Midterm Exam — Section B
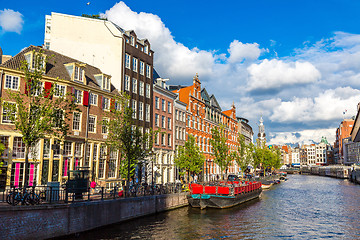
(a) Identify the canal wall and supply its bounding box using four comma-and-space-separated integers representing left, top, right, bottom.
0, 192, 189, 240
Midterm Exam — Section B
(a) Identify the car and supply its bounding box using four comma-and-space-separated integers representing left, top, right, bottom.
227, 175, 240, 181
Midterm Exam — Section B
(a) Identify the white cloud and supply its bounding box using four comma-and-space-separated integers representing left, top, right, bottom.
247, 59, 321, 91
0, 9, 23, 34
270, 87, 360, 123
267, 128, 336, 146
227, 40, 262, 63
104, 2, 215, 82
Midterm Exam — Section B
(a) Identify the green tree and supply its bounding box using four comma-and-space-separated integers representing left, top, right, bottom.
1, 50, 77, 189
233, 134, 254, 177
210, 124, 233, 179
174, 135, 205, 183
105, 94, 154, 184
0, 143, 5, 174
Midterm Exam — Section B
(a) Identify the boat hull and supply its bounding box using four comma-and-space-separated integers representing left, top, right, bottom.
187, 188, 262, 209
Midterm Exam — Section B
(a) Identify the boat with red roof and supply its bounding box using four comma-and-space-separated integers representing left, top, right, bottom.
187, 180, 262, 209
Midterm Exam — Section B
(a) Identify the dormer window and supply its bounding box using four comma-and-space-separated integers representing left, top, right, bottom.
144, 45, 148, 54
64, 63, 86, 83
24, 51, 46, 72
74, 65, 84, 83
102, 75, 111, 91
130, 36, 135, 46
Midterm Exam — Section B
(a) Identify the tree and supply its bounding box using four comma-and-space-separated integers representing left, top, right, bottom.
210, 124, 233, 179
233, 134, 254, 177
1, 50, 77, 189
252, 146, 282, 176
105, 94, 154, 185
174, 135, 205, 183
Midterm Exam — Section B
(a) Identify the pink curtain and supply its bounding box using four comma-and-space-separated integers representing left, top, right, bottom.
64, 158, 68, 176
29, 164, 34, 186
14, 163, 20, 187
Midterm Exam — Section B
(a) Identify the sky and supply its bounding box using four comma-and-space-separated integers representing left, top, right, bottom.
1, 0, 360, 146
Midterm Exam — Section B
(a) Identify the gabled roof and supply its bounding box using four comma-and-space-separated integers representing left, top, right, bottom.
201, 88, 210, 105
210, 94, 221, 111
1, 45, 118, 94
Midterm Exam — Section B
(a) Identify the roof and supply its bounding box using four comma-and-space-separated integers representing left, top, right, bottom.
1, 45, 119, 94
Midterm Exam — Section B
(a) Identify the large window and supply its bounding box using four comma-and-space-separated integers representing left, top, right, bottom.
108, 151, 117, 178
53, 109, 63, 128
13, 137, 25, 159
155, 97, 159, 109
146, 65, 151, 78
5, 75, 19, 90
102, 97, 110, 110
132, 100, 137, 119
2, 102, 16, 124
88, 115, 96, 133
168, 102, 172, 113
125, 54, 131, 69
98, 145, 106, 178
74, 89, 82, 104
74, 66, 84, 82
102, 76, 111, 91
54, 84, 66, 97
146, 104, 150, 122
139, 81, 144, 96
155, 114, 159, 127
73, 112, 81, 131
132, 78, 137, 94
162, 99, 166, 111
139, 102, 144, 121
124, 75, 130, 91
102, 118, 109, 134
140, 61, 145, 75
167, 117, 171, 129
162, 116, 165, 128
132, 58, 138, 72
89, 93, 98, 106
146, 84, 150, 98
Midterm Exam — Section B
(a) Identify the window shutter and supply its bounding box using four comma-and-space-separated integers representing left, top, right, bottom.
44, 82, 52, 98
110, 98, 115, 111
24, 79, 31, 95
83, 91, 89, 106
99, 96, 103, 109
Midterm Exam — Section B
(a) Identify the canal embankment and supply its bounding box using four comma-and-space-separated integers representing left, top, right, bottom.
0, 192, 188, 240
300, 165, 360, 184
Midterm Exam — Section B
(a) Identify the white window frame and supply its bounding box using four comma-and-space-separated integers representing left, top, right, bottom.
140, 61, 145, 75
124, 75, 130, 91
155, 97, 159, 109
4, 75, 19, 90
162, 99, 166, 111
73, 112, 81, 131
102, 118, 109, 134
146, 83, 150, 98
2, 102, 16, 124
89, 93, 98, 106
125, 54, 131, 69
155, 114, 159, 127
139, 102, 144, 121
132, 58, 138, 72
146, 65, 151, 78
132, 100, 137, 119
168, 102, 172, 113
103, 97, 110, 110
132, 78, 137, 94
54, 84, 66, 97
88, 115, 97, 133
145, 104, 150, 122
74, 89, 82, 104
139, 81, 144, 96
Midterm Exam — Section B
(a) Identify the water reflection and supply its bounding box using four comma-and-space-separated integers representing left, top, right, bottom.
65, 175, 360, 240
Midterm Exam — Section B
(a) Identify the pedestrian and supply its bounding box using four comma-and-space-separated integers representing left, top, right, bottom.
216, 175, 219, 181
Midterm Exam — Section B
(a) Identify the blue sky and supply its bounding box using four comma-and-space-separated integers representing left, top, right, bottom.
2, 0, 360, 145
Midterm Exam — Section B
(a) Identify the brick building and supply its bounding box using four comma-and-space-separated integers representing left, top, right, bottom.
334, 119, 354, 164
0, 46, 124, 189
172, 74, 239, 181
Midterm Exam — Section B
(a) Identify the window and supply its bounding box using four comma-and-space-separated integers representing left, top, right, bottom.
132, 58, 138, 72
132, 100, 137, 119
155, 97, 159, 109
54, 84, 66, 97
74, 89, 82, 104
43, 139, 50, 158
132, 78, 137, 94
125, 54, 131, 69
139, 102, 144, 121
130, 36, 135, 46
74, 66, 84, 82
53, 109, 63, 128
2, 102, 16, 124
13, 137, 25, 159
5, 75, 19, 90
84, 144, 91, 167
168, 134, 171, 146
167, 117, 171, 129
146, 65, 151, 78
108, 151, 118, 178
144, 45, 148, 54
102, 75, 111, 91
145, 104, 150, 122
155, 114, 159, 127
73, 112, 81, 131
162, 116, 165, 128
124, 75, 130, 91
102, 97, 110, 110
139, 81, 144, 96
88, 115, 96, 133
31, 81, 43, 96
146, 84, 150, 98
162, 99, 166, 111
140, 61, 145, 75
168, 102, 172, 113
102, 118, 109, 134
99, 145, 106, 178
161, 133, 165, 145
89, 93, 98, 106
63, 142, 72, 156
176, 110, 178, 120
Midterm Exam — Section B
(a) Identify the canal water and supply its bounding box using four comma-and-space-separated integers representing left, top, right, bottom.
68, 174, 360, 239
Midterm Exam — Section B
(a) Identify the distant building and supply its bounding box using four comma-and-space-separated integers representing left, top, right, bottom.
334, 119, 354, 164
237, 117, 253, 146
257, 116, 266, 147
291, 147, 300, 167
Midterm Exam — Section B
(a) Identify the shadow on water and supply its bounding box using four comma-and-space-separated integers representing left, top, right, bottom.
61, 175, 360, 240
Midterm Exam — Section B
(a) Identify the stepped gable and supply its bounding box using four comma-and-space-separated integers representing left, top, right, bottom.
1, 45, 119, 94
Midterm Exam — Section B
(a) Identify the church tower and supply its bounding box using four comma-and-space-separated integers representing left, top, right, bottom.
257, 116, 266, 147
